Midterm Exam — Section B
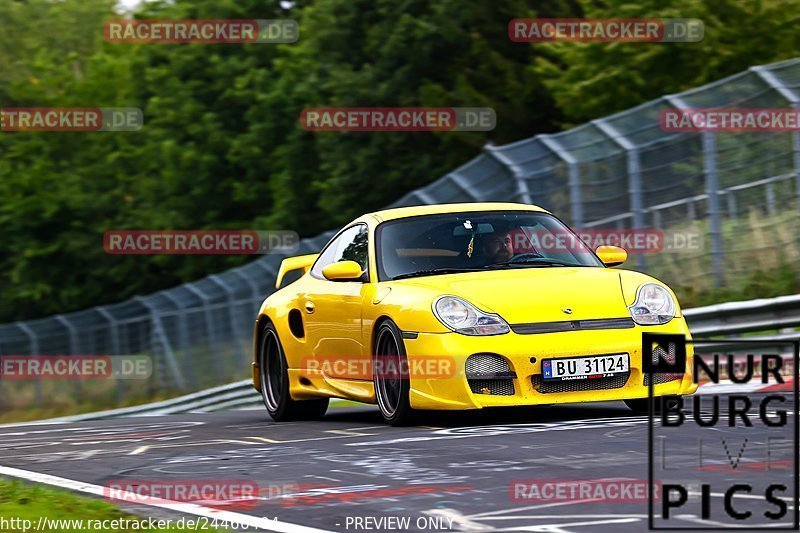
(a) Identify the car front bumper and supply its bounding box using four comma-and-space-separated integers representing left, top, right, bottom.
404, 318, 697, 410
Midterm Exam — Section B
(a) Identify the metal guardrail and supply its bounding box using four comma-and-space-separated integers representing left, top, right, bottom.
2, 57, 800, 402
683, 294, 800, 353
0, 380, 257, 428
683, 293, 800, 336
7, 293, 793, 425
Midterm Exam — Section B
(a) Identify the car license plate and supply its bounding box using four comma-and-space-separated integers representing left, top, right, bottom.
542, 354, 629, 381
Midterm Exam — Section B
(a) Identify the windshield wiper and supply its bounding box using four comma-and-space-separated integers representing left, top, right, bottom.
485, 258, 581, 269
392, 268, 484, 280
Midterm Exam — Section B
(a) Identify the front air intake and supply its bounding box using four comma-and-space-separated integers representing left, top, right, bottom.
532, 372, 630, 394
466, 353, 516, 396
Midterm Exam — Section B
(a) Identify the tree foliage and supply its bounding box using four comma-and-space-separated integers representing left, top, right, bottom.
534, 0, 800, 124
0, 0, 797, 320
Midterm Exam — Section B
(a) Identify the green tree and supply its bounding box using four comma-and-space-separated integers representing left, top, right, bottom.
242, 0, 573, 233
3, 0, 797, 322
534, 0, 800, 124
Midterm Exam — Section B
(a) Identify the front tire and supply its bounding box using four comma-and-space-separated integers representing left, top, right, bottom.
373, 320, 415, 426
259, 322, 328, 421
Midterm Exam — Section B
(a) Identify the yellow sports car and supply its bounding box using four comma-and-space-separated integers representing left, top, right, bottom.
252, 203, 696, 425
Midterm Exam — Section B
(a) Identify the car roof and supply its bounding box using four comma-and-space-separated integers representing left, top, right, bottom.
364, 202, 549, 222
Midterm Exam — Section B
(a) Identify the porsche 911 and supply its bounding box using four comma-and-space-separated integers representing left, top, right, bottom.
252, 203, 696, 425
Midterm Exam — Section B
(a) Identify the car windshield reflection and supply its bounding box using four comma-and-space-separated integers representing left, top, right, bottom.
376, 211, 603, 281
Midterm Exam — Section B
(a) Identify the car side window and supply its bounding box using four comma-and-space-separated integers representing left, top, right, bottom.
311, 224, 369, 280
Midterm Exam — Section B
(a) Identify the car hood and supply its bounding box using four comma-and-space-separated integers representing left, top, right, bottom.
395, 267, 628, 324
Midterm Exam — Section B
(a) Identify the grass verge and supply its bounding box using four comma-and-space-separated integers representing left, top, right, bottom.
0, 478, 222, 532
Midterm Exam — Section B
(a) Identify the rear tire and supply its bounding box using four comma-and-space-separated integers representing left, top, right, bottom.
373, 319, 415, 426
259, 322, 328, 421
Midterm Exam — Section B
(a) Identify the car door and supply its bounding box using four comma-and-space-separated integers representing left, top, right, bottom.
303, 224, 371, 379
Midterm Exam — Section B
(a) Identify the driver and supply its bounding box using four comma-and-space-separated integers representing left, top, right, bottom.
477, 230, 513, 264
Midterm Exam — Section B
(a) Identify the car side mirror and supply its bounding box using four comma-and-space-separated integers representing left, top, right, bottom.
322, 260, 364, 281
596, 245, 627, 267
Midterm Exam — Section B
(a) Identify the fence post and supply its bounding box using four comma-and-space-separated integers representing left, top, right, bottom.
232, 269, 264, 350
209, 274, 246, 368
702, 131, 726, 287
651, 209, 662, 230
539, 135, 582, 227
726, 191, 737, 220
54, 315, 82, 398
15, 322, 41, 403
135, 296, 186, 391
751, 66, 800, 214
593, 119, 645, 269
567, 163, 583, 228
766, 183, 777, 215
160, 291, 193, 388
184, 284, 222, 380
666, 94, 725, 286
484, 144, 533, 204
687, 199, 697, 221
97, 306, 126, 403
232, 269, 261, 312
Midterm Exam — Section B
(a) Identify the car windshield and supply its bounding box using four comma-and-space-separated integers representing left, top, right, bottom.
376, 211, 604, 281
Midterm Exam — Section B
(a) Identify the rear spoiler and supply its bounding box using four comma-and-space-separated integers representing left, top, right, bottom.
275, 254, 319, 289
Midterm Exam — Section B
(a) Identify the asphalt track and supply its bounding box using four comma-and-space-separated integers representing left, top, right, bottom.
0, 395, 796, 532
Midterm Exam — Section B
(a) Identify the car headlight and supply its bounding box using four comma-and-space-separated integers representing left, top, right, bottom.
433, 296, 510, 336
628, 283, 676, 325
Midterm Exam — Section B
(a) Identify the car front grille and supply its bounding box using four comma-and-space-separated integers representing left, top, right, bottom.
531, 372, 630, 394
511, 317, 634, 335
644, 373, 682, 386
466, 353, 512, 376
